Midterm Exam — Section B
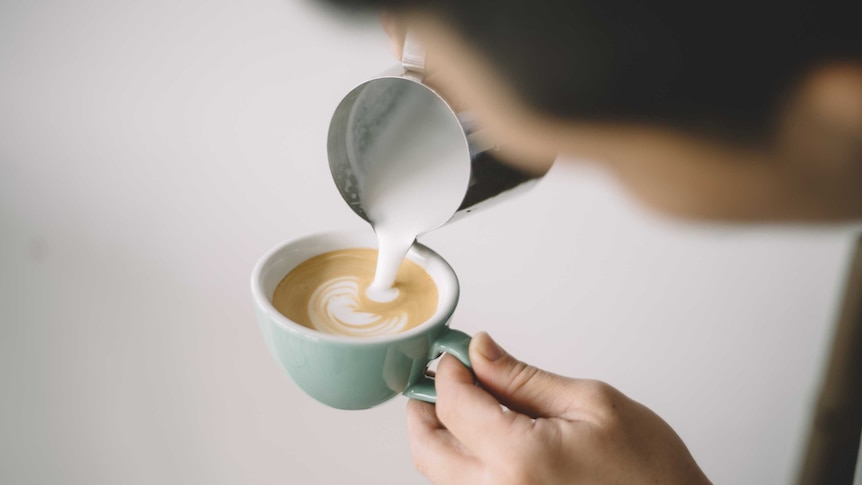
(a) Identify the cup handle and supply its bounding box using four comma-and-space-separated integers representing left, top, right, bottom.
403, 329, 472, 403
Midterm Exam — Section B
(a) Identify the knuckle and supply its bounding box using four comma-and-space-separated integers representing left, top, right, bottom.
582, 379, 626, 424
505, 360, 541, 397
584, 379, 619, 404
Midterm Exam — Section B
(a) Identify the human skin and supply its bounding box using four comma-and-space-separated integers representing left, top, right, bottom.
385, 13, 862, 222
408, 333, 712, 485
377, 11, 862, 485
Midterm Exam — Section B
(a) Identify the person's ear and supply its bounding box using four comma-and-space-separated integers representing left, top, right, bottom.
775, 61, 862, 172
800, 62, 862, 132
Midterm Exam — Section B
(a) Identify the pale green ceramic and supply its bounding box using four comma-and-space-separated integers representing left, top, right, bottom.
251, 230, 471, 410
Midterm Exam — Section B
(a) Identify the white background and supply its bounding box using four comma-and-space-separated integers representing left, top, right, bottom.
1, 1, 859, 483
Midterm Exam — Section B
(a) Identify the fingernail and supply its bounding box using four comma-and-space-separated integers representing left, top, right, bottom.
476, 332, 504, 361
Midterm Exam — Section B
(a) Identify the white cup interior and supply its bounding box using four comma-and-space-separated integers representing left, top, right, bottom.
251, 229, 460, 343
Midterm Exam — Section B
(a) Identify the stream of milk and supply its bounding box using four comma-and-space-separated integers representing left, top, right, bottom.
349, 80, 470, 301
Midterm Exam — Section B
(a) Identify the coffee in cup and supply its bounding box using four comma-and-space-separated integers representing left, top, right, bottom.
252, 230, 471, 409
271, 248, 438, 337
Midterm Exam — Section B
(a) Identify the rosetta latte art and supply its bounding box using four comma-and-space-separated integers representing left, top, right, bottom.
309, 276, 409, 336
272, 249, 438, 337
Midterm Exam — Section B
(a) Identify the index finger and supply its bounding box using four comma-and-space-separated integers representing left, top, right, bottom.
406, 399, 481, 484
380, 12, 406, 60
433, 354, 535, 460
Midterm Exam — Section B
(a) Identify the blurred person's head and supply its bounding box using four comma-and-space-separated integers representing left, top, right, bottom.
324, 0, 862, 222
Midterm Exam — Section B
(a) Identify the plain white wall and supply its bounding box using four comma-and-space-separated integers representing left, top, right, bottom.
1, 1, 859, 483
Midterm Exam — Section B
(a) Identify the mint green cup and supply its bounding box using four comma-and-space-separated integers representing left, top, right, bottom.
251, 230, 472, 410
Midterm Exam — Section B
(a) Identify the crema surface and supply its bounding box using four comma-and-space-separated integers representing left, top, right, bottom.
272, 249, 438, 337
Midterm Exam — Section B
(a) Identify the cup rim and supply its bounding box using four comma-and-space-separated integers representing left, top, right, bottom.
251, 229, 460, 344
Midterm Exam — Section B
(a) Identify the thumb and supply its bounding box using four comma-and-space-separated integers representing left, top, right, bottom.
469, 332, 576, 418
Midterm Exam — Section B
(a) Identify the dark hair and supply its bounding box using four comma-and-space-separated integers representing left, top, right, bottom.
324, 0, 861, 143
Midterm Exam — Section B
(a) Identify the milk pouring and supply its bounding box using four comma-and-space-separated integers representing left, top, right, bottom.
327, 33, 554, 299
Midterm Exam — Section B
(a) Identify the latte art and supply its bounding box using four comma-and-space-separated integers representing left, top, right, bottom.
272, 249, 438, 337
309, 276, 409, 336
